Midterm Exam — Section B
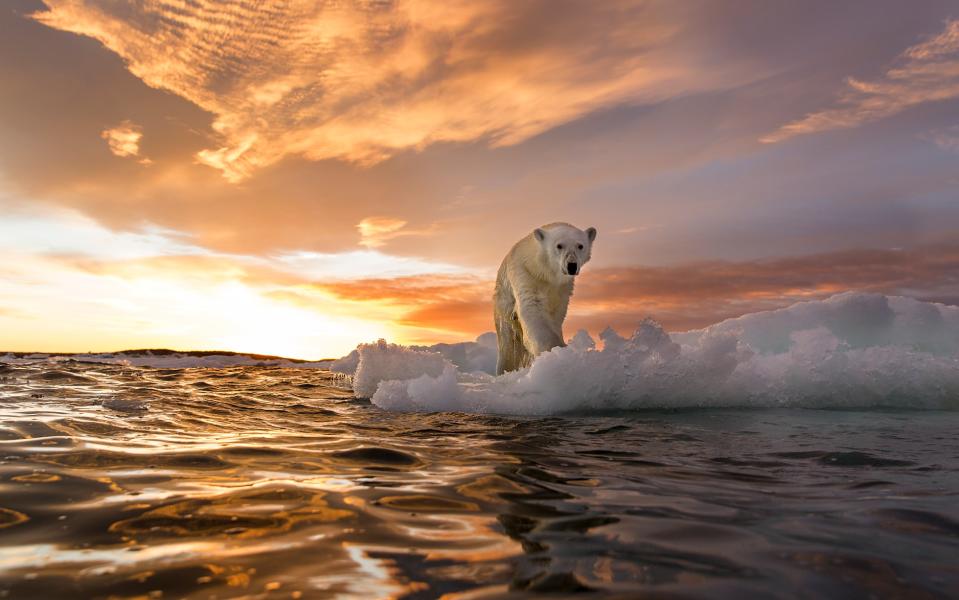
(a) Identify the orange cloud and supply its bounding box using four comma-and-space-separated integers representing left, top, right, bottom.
316, 275, 486, 302
313, 243, 959, 339
358, 217, 405, 249
33, 1, 760, 181
356, 217, 440, 249
763, 19, 959, 143
313, 275, 491, 341
101, 120, 144, 159
59, 253, 302, 288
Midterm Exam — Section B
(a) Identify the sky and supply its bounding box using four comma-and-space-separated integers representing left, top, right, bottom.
1, 0, 958, 359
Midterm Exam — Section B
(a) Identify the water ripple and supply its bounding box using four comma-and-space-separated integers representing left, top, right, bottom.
0, 361, 957, 598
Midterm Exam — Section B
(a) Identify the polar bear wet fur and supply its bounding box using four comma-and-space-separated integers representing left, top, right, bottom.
493, 223, 597, 374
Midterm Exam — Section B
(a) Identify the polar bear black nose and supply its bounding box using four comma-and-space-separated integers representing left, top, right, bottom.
567, 262, 578, 275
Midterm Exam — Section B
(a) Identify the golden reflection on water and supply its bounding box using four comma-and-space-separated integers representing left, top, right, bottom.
1, 362, 958, 598
0, 508, 29, 529
308, 543, 427, 599
0, 364, 544, 598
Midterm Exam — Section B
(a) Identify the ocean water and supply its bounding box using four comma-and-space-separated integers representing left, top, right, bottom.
1, 361, 958, 599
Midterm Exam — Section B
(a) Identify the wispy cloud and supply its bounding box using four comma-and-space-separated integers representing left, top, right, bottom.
0, 306, 25, 319
33, 1, 758, 181
274, 250, 466, 280
101, 120, 150, 163
0, 206, 201, 259
357, 217, 408, 249
356, 217, 437, 249
314, 274, 491, 340
616, 224, 661, 235
763, 19, 959, 143
923, 123, 959, 152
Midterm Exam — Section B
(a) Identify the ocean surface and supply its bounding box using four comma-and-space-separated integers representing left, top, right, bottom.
1, 360, 958, 599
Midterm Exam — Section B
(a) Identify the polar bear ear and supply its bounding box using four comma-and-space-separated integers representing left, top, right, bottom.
534, 228, 546, 243
586, 227, 597, 242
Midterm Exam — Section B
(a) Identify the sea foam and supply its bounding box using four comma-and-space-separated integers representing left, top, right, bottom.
348, 293, 959, 414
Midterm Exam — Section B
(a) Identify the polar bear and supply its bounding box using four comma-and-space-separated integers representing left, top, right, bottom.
493, 223, 597, 374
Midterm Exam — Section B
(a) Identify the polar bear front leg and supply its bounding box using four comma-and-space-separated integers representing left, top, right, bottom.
495, 311, 527, 375
517, 298, 565, 356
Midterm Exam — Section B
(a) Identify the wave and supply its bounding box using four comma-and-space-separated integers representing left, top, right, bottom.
351, 293, 959, 414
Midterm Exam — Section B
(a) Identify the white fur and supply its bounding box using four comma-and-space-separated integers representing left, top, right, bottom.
493, 222, 597, 374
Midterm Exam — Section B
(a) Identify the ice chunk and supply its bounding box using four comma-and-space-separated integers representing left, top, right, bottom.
568, 329, 596, 350
352, 339, 451, 398
346, 293, 959, 414
329, 349, 359, 374
408, 332, 498, 374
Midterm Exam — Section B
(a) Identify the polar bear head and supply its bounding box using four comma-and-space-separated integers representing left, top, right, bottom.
533, 223, 597, 278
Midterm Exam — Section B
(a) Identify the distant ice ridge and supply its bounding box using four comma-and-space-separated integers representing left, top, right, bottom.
348, 293, 959, 414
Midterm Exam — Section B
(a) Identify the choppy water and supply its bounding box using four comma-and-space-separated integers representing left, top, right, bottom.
1, 361, 958, 599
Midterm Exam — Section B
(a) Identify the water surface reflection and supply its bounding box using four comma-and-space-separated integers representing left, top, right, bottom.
0, 363, 957, 598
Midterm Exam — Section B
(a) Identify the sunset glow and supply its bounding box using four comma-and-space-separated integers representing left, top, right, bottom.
2, 1, 959, 358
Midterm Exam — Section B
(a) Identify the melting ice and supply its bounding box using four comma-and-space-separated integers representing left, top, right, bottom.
345, 293, 959, 414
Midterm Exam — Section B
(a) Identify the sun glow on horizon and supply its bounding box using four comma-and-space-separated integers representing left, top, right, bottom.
199, 282, 387, 359
0, 207, 462, 359
0, 253, 393, 359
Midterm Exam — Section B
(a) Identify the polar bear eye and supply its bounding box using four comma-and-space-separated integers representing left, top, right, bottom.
577, 244, 584, 250
556, 244, 564, 250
